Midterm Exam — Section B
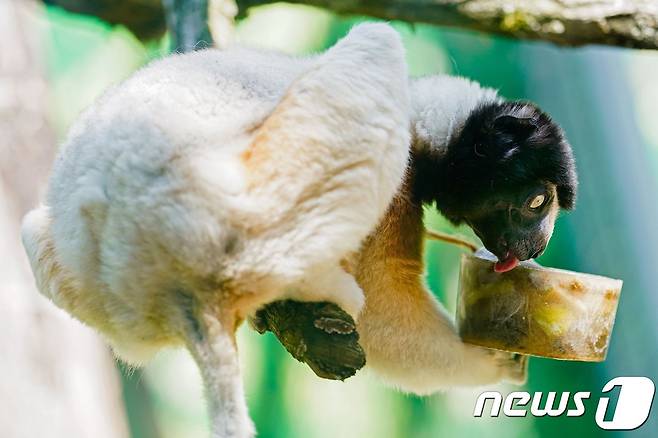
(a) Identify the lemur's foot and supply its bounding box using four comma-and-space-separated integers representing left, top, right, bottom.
250, 300, 366, 380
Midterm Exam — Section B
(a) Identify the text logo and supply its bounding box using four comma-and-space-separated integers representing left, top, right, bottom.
474, 376, 655, 430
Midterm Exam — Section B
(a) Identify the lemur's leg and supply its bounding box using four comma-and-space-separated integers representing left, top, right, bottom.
356, 267, 527, 393
236, 23, 409, 285
178, 293, 254, 438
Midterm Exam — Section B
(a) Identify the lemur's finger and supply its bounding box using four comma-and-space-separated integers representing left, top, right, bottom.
498, 352, 529, 385
314, 317, 355, 335
248, 313, 268, 334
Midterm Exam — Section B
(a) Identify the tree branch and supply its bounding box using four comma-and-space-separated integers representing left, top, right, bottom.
43, 0, 658, 49
238, 0, 658, 49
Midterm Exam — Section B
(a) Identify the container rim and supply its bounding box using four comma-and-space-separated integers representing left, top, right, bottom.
460, 253, 624, 287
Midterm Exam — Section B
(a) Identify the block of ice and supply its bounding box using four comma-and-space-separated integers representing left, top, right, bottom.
457, 254, 622, 361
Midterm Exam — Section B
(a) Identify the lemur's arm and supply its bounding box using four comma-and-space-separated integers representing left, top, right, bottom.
353, 178, 526, 393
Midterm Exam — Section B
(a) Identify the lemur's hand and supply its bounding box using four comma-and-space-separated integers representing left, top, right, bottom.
250, 300, 366, 380
491, 351, 529, 385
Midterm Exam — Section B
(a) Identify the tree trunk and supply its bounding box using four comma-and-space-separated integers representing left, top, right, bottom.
162, 0, 213, 52
0, 1, 129, 436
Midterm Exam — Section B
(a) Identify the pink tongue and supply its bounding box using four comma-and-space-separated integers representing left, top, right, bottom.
494, 256, 519, 273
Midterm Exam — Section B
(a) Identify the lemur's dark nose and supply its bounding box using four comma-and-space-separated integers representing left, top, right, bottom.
497, 236, 508, 251
491, 237, 511, 262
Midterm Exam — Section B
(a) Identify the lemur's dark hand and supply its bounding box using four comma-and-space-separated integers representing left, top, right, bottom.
250, 300, 366, 380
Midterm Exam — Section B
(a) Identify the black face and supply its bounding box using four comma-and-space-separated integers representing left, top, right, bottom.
463, 183, 559, 262
413, 100, 577, 264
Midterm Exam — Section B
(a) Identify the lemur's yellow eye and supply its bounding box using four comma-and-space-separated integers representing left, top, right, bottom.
529, 194, 546, 209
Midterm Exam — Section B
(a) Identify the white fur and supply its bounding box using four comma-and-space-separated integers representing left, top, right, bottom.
410, 75, 499, 154
22, 23, 410, 438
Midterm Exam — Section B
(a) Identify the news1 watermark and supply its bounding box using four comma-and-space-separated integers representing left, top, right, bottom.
474, 377, 655, 430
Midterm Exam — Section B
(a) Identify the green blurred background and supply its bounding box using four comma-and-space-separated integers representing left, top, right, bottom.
34, 3, 658, 437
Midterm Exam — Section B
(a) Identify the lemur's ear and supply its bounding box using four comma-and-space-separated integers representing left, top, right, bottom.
479, 114, 537, 160
493, 115, 537, 141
